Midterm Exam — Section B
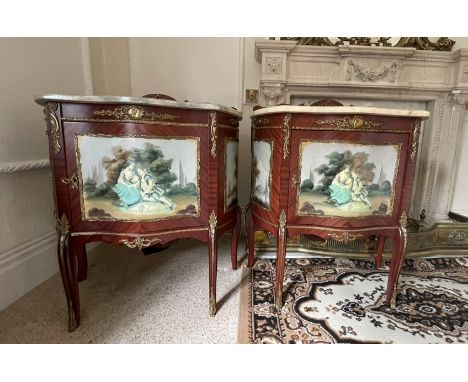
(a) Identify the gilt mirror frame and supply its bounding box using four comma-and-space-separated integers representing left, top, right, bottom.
278, 37, 455, 51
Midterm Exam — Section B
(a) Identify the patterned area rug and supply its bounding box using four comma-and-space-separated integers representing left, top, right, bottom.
237, 257, 468, 344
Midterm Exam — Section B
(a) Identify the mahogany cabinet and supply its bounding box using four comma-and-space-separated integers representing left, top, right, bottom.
35, 94, 242, 331
247, 105, 429, 310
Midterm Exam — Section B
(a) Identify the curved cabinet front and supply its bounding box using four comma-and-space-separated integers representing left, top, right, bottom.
37, 95, 242, 331
247, 106, 429, 311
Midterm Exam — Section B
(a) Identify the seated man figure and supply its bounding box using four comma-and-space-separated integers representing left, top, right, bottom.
137, 167, 176, 211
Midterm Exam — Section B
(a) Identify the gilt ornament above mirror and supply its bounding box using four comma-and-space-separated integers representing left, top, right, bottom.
277, 37, 455, 51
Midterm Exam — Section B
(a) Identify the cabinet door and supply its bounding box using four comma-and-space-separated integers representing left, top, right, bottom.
288, 129, 409, 228
63, 121, 206, 232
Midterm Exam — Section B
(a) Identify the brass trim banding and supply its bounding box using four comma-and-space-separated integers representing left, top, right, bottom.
93, 105, 179, 121
316, 115, 384, 130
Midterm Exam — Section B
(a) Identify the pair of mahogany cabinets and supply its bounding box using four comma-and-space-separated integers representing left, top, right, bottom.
36, 94, 428, 330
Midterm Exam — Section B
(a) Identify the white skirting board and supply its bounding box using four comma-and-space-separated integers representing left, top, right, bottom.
0, 231, 99, 311
0, 231, 58, 310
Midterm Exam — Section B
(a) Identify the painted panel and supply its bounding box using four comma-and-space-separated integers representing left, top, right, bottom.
224, 139, 238, 211
252, 140, 273, 210
296, 140, 400, 218
75, 135, 200, 221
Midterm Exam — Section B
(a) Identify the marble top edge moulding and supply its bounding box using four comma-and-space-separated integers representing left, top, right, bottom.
251, 105, 430, 118
34, 94, 243, 118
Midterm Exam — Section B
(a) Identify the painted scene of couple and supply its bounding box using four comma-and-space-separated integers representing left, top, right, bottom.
297, 141, 400, 218
77, 135, 199, 221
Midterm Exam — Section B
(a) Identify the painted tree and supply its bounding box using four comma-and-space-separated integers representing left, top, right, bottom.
167, 182, 198, 196
95, 145, 132, 198
351, 152, 375, 183
315, 150, 353, 194
83, 178, 97, 194
379, 180, 392, 195
102, 145, 131, 185
300, 179, 315, 193
131, 143, 177, 189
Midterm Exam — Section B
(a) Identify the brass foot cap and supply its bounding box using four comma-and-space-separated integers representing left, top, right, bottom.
209, 299, 217, 317
275, 298, 283, 312
67, 310, 78, 332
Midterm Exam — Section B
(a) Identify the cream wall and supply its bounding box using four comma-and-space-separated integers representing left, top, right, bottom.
0, 38, 92, 309
129, 37, 253, 204
129, 38, 242, 107
89, 38, 131, 95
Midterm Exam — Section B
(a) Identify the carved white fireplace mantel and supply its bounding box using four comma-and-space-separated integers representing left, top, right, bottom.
255, 40, 468, 222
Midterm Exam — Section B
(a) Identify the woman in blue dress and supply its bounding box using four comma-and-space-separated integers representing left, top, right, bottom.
113, 163, 141, 207
329, 165, 353, 206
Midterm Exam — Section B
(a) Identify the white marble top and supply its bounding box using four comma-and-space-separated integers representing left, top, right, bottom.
251, 105, 430, 118
35, 94, 243, 119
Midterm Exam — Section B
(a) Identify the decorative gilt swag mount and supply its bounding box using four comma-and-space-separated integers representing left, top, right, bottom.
279, 37, 455, 51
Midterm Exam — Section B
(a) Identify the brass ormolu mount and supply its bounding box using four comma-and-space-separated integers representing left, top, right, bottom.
279, 37, 455, 51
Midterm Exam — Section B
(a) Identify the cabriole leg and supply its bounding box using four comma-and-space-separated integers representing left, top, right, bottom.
247, 204, 255, 268
72, 240, 88, 282
386, 225, 407, 308
374, 235, 385, 269
57, 215, 80, 331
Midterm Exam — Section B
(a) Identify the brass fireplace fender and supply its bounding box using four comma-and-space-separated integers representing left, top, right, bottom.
254, 221, 468, 259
